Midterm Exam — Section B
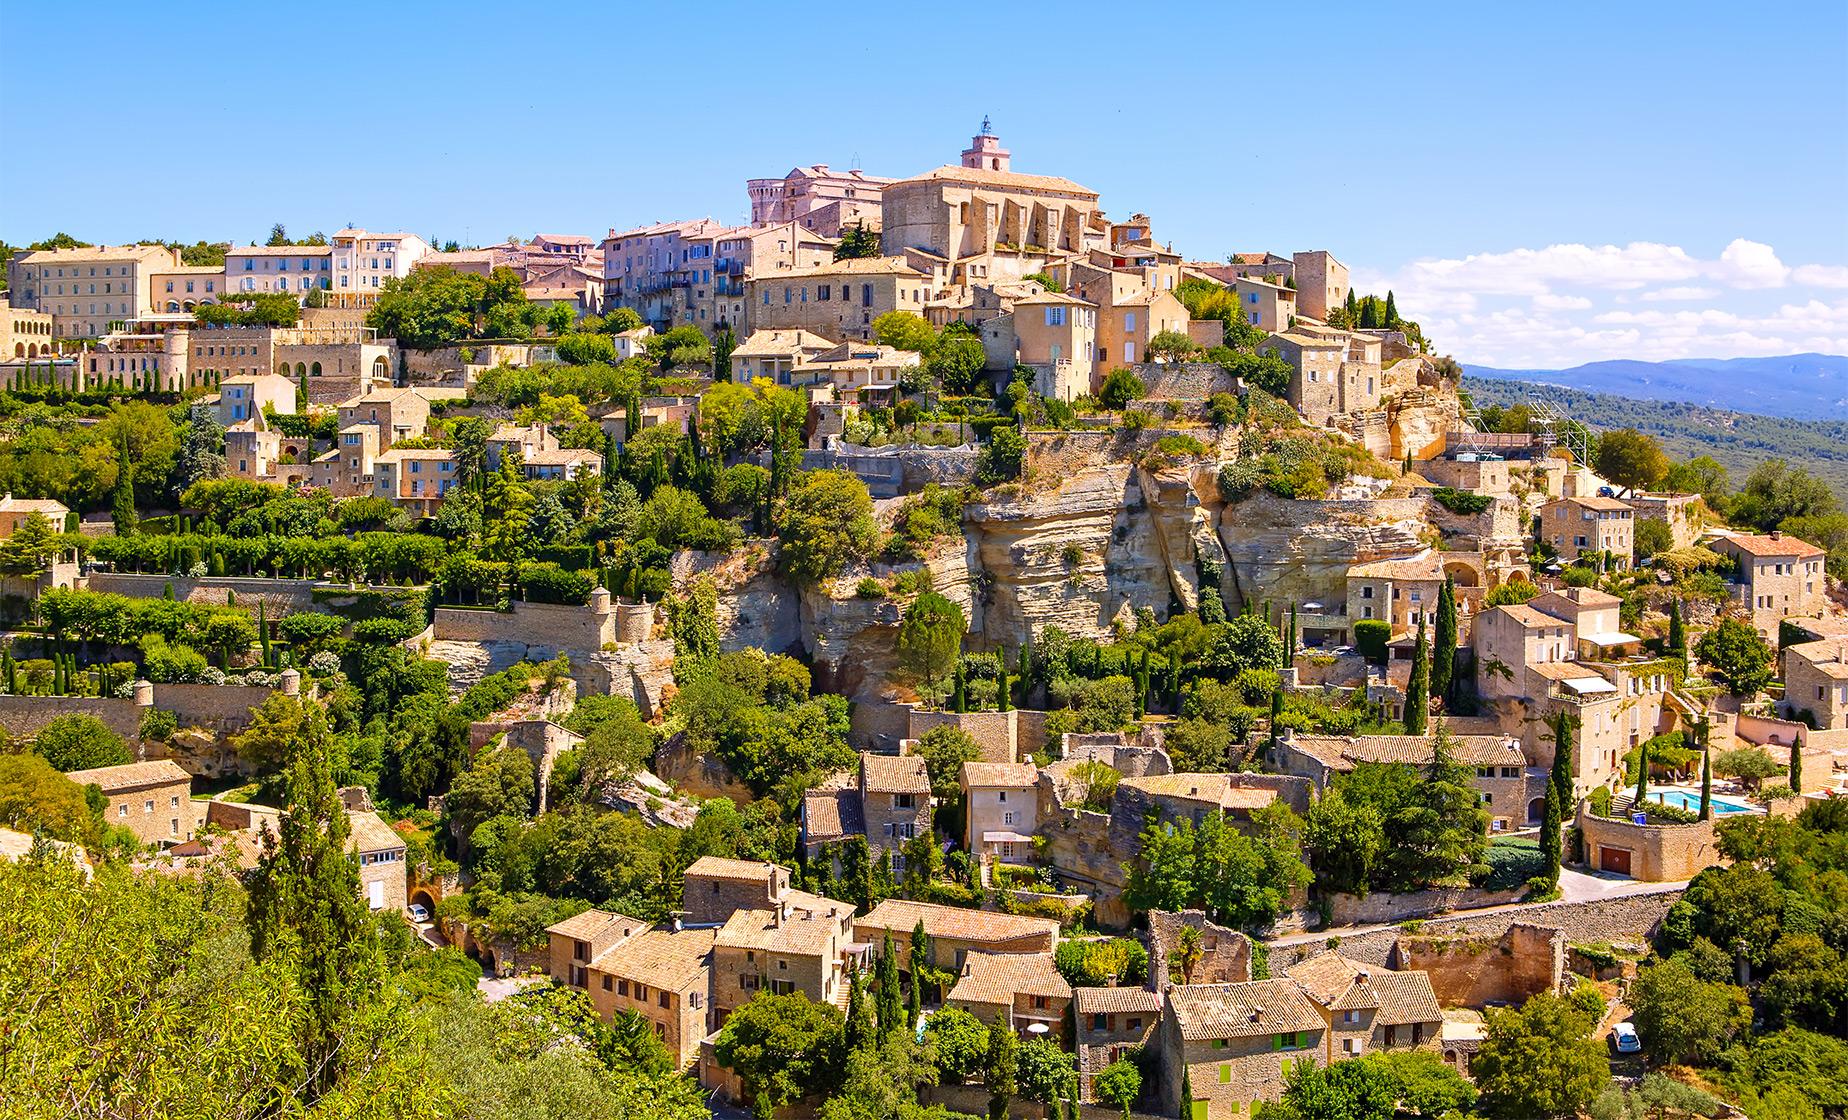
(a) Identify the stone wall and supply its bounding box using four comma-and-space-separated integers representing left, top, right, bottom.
1318, 886, 1524, 929
0, 695, 142, 742
1135, 361, 1235, 402
85, 572, 323, 611
1265, 886, 1685, 971
802, 444, 981, 498
432, 600, 614, 655
1390, 922, 1564, 1009
1577, 805, 1721, 882
1147, 909, 1252, 986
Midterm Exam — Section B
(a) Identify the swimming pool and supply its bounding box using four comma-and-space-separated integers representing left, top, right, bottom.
1647, 789, 1752, 815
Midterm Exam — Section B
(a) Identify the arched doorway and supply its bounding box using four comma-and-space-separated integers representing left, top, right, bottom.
371, 355, 390, 378
1527, 797, 1545, 825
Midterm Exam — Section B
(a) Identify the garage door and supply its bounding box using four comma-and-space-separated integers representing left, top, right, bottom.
1599, 846, 1632, 876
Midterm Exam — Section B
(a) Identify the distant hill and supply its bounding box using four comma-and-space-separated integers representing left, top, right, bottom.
1464, 353, 1848, 421
1462, 375, 1848, 502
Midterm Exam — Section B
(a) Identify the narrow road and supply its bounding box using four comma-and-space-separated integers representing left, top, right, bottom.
1266, 872, 1687, 949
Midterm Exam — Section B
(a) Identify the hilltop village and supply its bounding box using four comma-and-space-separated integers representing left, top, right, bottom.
2, 125, 1846, 1120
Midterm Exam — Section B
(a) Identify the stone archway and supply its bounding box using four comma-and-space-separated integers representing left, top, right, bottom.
1527, 797, 1546, 825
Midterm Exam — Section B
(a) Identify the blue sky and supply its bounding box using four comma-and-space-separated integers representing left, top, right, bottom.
2, 1, 1843, 367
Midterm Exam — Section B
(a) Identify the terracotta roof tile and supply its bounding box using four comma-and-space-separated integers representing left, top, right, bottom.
857, 899, 1061, 946
1167, 980, 1325, 1040
1074, 986, 1162, 1015
949, 950, 1072, 1005
64, 759, 191, 792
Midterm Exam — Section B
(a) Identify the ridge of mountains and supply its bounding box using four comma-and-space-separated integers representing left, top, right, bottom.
1462, 353, 1848, 421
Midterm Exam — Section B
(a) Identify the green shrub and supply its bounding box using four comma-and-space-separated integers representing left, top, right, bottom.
1353, 619, 1391, 664
1430, 487, 1493, 515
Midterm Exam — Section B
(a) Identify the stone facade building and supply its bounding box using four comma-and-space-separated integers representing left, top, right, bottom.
1075, 986, 1161, 1099
1541, 496, 1635, 567
946, 950, 1072, 1036
960, 760, 1039, 864
1290, 251, 1349, 322
710, 888, 856, 1019
1158, 979, 1327, 1120
747, 164, 894, 237
7, 243, 183, 338
1284, 953, 1443, 1063
348, 808, 408, 913
65, 759, 195, 846
854, 898, 1059, 972
743, 257, 931, 343
545, 909, 716, 1069
1, 298, 58, 359
1707, 530, 1827, 639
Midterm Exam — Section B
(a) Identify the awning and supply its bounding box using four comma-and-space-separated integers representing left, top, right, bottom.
1581, 632, 1642, 647
1561, 676, 1619, 695
981, 831, 1036, 844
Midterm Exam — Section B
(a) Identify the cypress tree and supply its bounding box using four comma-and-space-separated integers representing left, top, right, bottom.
952, 660, 967, 714
1543, 713, 1571, 884
1699, 723, 1714, 821
258, 600, 273, 668
996, 650, 1012, 713
1385, 289, 1400, 328
245, 706, 381, 1100
111, 433, 137, 536
1634, 734, 1650, 808
845, 968, 876, 1051
1180, 1067, 1195, 1120
1016, 639, 1032, 708
875, 930, 903, 1037
910, 920, 932, 1007
1790, 736, 1803, 794
1285, 603, 1298, 670
1432, 577, 1457, 702
1403, 618, 1429, 734
1667, 599, 1686, 656
1267, 688, 1285, 756
1167, 649, 1182, 713
985, 1012, 1017, 1120
3, 645, 14, 694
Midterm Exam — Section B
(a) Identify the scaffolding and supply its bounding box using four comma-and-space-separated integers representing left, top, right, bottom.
1526, 396, 1588, 464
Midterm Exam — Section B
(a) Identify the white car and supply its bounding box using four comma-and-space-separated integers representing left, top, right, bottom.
407, 903, 430, 923
1608, 1022, 1642, 1054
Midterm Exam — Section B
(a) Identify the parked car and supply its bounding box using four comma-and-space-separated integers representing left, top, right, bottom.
1609, 1022, 1642, 1054
407, 903, 430, 923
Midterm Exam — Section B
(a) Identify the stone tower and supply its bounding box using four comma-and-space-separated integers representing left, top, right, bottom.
960, 116, 1011, 172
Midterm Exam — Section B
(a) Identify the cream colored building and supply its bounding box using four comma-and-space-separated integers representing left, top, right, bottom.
729, 328, 834, 381
880, 125, 1100, 283
329, 229, 432, 309
349, 808, 408, 914
1012, 291, 1097, 401
961, 760, 1039, 863
219, 372, 297, 425
7, 243, 184, 338
1233, 276, 1295, 333
1781, 638, 1848, 730
1346, 552, 1446, 637
1706, 531, 1826, 639
150, 266, 225, 311
1, 299, 58, 360
225, 245, 333, 297
374, 448, 458, 514
65, 760, 195, 846
0, 494, 72, 537
744, 257, 931, 342
339, 386, 431, 451
748, 164, 895, 236
946, 950, 1072, 1036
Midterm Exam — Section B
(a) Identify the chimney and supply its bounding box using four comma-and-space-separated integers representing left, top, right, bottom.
1770, 530, 1783, 540
1357, 970, 1371, 984
775, 899, 789, 926
671, 913, 684, 932
1251, 1005, 1265, 1023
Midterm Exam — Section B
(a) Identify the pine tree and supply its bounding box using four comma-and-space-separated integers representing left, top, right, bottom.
1432, 578, 1457, 702
1403, 618, 1429, 734
111, 433, 137, 536
245, 706, 382, 1101
1667, 599, 1686, 656
875, 930, 903, 1037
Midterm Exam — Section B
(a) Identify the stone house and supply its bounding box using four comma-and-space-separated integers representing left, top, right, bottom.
1, 297, 58, 360
1273, 732, 1541, 832
681, 856, 794, 925
485, 423, 559, 469
1283, 953, 1443, 1062
1011, 291, 1097, 402
946, 950, 1072, 1037
1345, 551, 1445, 638
743, 257, 931, 343
309, 424, 380, 496
1420, 453, 1510, 495
65, 759, 195, 846
1290, 251, 1349, 322
1158, 979, 1326, 1120
0, 494, 71, 537
800, 753, 931, 871
729, 328, 834, 382
338, 386, 431, 452
1780, 638, 1848, 729
1541, 496, 1635, 567
372, 448, 458, 514
854, 898, 1060, 973
218, 372, 296, 425
1074, 986, 1161, 1099
225, 415, 283, 482
1625, 491, 1703, 550
348, 808, 408, 914
1472, 602, 1577, 704
1576, 804, 1720, 881
747, 164, 895, 236
879, 133, 1100, 268
520, 448, 603, 482
710, 888, 857, 1020
1706, 530, 1827, 640
1260, 331, 1342, 424
1117, 773, 1288, 829
1529, 587, 1639, 660
960, 760, 1039, 864
1233, 276, 1295, 333
545, 909, 716, 1069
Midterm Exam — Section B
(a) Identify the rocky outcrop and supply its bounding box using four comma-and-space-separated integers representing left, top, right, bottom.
1217, 494, 1429, 615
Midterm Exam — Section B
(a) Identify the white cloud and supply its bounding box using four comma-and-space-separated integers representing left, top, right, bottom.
1712, 238, 1789, 289
1637, 286, 1719, 301
1794, 263, 1848, 289
1361, 237, 1848, 367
